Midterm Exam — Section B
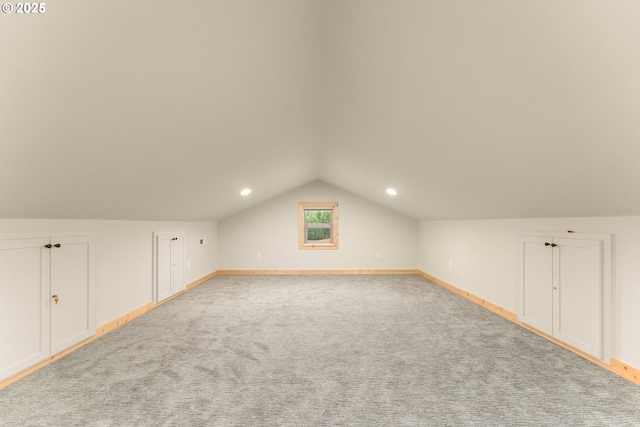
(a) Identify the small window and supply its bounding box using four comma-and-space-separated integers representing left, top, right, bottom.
298, 202, 339, 250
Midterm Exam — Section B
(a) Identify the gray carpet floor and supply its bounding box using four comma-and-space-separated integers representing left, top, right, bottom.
1, 274, 639, 426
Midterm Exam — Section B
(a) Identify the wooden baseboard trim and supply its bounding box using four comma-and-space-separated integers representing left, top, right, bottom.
0, 332, 104, 390
418, 270, 640, 387
419, 271, 518, 322
217, 269, 421, 275
186, 271, 219, 290
611, 359, 640, 385
0, 271, 219, 390
515, 319, 612, 371
96, 301, 155, 337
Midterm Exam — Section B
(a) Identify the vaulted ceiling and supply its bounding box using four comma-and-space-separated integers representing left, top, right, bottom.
2, 0, 640, 221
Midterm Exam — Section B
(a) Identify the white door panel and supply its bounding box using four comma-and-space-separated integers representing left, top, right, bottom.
553, 238, 602, 359
156, 235, 173, 303
50, 237, 94, 355
519, 236, 553, 335
172, 237, 185, 294
0, 238, 50, 381
155, 234, 185, 303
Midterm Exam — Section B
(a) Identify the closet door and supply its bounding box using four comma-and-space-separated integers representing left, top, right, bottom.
156, 234, 173, 303
519, 235, 553, 335
155, 234, 185, 303
0, 238, 51, 381
552, 238, 602, 359
171, 236, 185, 294
50, 236, 95, 355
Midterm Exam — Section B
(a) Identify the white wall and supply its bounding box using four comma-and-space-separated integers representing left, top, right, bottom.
419, 216, 640, 369
219, 181, 418, 270
0, 219, 218, 325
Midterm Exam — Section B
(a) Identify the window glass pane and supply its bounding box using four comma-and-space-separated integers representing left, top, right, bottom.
305, 210, 332, 224
307, 226, 331, 242
305, 209, 332, 243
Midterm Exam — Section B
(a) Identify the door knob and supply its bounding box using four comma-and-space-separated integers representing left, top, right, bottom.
545, 242, 551, 246
54, 243, 61, 248
52, 294, 59, 304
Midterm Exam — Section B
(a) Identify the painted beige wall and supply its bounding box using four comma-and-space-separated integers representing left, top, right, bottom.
322, 0, 640, 220
0, 0, 324, 221
219, 181, 418, 270
418, 216, 640, 369
0, 219, 218, 325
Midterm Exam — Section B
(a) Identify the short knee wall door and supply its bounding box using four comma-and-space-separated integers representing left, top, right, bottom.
552, 237, 602, 359
518, 232, 610, 361
0, 234, 95, 382
519, 235, 553, 335
0, 238, 51, 381
154, 233, 185, 303
50, 236, 95, 355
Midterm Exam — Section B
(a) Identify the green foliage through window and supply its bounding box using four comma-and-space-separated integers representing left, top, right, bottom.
307, 227, 331, 241
305, 210, 332, 224
305, 210, 332, 242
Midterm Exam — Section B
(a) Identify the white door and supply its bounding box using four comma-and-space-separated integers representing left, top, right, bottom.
519, 234, 604, 360
0, 238, 50, 381
553, 238, 602, 359
156, 235, 173, 303
519, 235, 553, 335
172, 237, 185, 294
155, 234, 185, 303
50, 236, 95, 355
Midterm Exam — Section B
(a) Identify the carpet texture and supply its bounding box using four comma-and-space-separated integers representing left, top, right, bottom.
1, 274, 639, 426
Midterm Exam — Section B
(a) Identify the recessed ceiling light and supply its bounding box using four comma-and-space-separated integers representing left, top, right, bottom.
240, 188, 252, 196
386, 188, 398, 196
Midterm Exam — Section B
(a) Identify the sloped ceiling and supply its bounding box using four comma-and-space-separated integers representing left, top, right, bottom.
2, 0, 640, 221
